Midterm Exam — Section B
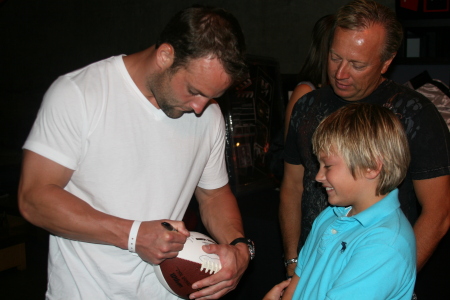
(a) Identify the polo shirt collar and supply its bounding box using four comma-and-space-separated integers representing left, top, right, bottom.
333, 189, 400, 227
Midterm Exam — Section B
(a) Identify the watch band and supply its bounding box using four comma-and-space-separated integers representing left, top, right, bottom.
284, 257, 298, 267
230, 237, 248, 246
230, 237, 255, 260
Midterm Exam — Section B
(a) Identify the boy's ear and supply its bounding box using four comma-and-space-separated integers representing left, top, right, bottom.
364, 161, 382, 180
155, 43, 174, 71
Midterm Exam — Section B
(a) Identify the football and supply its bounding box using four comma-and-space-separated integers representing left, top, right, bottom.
154, 231, 222, 299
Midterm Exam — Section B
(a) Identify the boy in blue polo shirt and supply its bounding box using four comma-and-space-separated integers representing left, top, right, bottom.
265, 103, 416, 300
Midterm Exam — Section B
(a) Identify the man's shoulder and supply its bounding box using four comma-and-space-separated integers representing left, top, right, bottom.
304, 84, 333, 97
43, 56, 127, 114
376, 79, 440, 120
49, 56, 124, 94
294, 85, 334, 110
59, 55, 123, 82
381, 79, 429, 102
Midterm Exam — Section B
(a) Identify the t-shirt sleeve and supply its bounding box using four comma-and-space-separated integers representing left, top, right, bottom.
297, 81, 316, 91
23, 76, 85, 170
196, 107, 229, 189
407, 101, 450, 179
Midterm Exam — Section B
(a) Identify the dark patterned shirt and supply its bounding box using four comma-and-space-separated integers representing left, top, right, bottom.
284, 79, 450, 250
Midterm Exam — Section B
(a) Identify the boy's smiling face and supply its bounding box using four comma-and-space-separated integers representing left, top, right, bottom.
315, 149, 381, 214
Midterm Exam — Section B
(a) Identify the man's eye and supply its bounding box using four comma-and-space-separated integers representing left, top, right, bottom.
188, 89, 199, 96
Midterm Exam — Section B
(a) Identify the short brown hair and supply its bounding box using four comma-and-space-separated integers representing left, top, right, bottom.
156, 5, 247, 83
312, 103, 410, 196
334, 0, 403, 62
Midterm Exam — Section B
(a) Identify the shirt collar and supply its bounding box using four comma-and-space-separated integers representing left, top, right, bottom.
333, 189, 400, 227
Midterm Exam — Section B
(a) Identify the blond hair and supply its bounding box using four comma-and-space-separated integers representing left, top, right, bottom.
312, 103, 410, 195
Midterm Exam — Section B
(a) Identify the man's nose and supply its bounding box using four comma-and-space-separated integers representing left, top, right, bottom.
190, 97, 211, 114
335, 62, 350, 80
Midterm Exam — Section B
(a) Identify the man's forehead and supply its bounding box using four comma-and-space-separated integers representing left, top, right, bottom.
183, 58, 231, 98
331, 27, 384, 59
333, 25, 385, 42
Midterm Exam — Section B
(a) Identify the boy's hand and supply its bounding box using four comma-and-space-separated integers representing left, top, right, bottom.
263, 279, 292, 300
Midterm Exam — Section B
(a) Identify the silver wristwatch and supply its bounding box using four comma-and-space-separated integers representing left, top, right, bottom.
284, 257, 298, 267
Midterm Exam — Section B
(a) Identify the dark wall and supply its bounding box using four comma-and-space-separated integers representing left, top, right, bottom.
0, 0, 395, 150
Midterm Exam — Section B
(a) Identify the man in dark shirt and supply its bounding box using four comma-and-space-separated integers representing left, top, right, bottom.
280, 0, 450, 280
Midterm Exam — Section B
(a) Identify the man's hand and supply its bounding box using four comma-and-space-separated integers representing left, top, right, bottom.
134, 220, 190, 264
188, 242, 250, 299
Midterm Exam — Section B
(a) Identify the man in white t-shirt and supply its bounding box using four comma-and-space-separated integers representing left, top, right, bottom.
18, 6, 254, 300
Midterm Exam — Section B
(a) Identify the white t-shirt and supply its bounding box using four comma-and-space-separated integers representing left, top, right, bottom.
24, 55, 229, 299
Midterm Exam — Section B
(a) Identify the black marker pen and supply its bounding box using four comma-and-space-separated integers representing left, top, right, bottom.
161, 222, 178, 232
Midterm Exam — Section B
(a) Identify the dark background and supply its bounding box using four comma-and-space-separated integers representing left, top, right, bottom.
0, 0, 449, 299
0, 0, 396, 152
2, 0, 450, 153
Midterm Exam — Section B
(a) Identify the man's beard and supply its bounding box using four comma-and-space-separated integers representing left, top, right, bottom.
158, 100, 184, 119
146, 72, 185, 119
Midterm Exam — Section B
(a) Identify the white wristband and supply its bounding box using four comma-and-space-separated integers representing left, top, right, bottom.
128, 220, 142, 253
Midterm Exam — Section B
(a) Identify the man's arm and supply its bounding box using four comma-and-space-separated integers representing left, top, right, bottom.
285, 84, 313, 140
189, 184, 249, 299
18, 150, 131, 247
18, 150, 189, 264
279, 162, 304, 277
413, 175, 450, 271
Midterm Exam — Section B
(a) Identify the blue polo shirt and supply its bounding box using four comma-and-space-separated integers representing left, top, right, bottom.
293, 189, 416, 300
